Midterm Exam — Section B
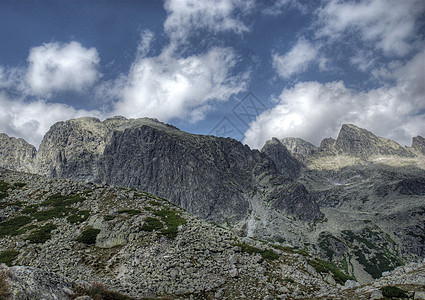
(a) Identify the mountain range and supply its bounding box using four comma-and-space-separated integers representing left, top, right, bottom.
0, 116, 424, 295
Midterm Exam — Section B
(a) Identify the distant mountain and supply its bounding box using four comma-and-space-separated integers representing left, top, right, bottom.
0, 118, 424, 283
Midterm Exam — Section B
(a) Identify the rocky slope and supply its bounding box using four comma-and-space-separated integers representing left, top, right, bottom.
266, 124, 425, 283
0, 168, 346, 299
0, 117, 321, 240
1, 119, 424, 286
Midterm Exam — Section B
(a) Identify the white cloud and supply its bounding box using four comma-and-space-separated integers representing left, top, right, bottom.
137, 30, 155, 57
111, 47, 246, 122
164, 0, 251, 45
244, 50, 425, 149
316, 0, 425, 56
26, 41, 101, 96
272, 38, 318, 79
0, 95, 100, 147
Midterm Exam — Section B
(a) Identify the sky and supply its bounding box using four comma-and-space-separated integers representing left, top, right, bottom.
0, 0, 424, 149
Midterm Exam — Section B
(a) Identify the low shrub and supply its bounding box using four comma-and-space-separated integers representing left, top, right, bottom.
0, 216, 32, 237
13, 182, 26, 188
25, 223, 57, 244
381, 286, 408, 298
0, 250, 19, 266
67, 210, 90, 224
307, 258, 354, 285
103, 215, 115, 221
141, 217, 163, 231
117, 209, 141, 216
71, 282, 134, 300
153, 209, 186, 239
235, 243, 279, 261
77, 228, 100, 245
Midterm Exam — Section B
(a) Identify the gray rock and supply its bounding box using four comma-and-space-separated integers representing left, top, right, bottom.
370, 289, 384, 300
344, 279, 360, 289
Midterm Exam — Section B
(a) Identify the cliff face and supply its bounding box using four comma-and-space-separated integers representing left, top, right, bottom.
0, 133, 36, 173
0, 117, 321, 226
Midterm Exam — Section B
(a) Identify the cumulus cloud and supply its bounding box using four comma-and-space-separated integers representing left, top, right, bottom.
111, 47, 246, 122
0, 94, 100, 147
164, 0, 251, 45
316, 0, 425, 56
26, 41, 101, 96
244, 50, 425, 149
272, 38, 318, 79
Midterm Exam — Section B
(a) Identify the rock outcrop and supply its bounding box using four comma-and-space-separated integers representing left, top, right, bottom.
0, 133, 36, 173
261, 137, 301, 179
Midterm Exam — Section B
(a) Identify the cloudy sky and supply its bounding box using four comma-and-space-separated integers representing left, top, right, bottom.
0, 0, 424, 149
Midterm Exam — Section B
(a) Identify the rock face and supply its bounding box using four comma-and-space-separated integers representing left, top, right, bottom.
0, 133, 36, 173
0, 117, 321, 227
280, 137, 318, 160
261, 137, 301, 179
412, 136, 425, 154
332, 124, 413, 158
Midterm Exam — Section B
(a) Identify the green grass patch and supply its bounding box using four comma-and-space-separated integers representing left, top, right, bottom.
73, 283, 134, 300
77, 228, 100, 245
0, 250, 19, 266
41, 193, 85, 207
153, 209, 186, 239
141, 217, 163, 231
25, 223, 57, 244
0, 216, 32, 237
21, 204, 39, 214
307, 258, 354, 285
118, 209, 141, 216
13, 182, 26, 188
235, 243, 279, 261
148, 200, 161, 206
381, 286, 408, 298
67, 210, 90, 224
272, 244, 310, 256
103, 215, 116, 221
0, 201, 25, 209
31, 206, 77, 221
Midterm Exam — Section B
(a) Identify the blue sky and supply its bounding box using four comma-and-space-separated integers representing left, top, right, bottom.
0, 0, 424, 149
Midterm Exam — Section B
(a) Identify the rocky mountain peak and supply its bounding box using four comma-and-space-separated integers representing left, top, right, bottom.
261, 138, 301, 179
0, 133, 36, 173
333, 124, 413, 158
412, 135, 425, 154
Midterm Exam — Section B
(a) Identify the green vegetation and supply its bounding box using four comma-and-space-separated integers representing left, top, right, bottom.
103, 215, 116, 221
307, 258, 354, 285
153, 209, 186, 239
284, 278, 295, 284
25, 223, 57, 244
0, 201, 25, 209
77, 228, 101, 245
141, 217, 163, 231
41, 193, 86, 207
22, 204, 39, 214
381, 286, 408, 298
272, 244, 309, 256
72, 283, 134, 300
28, 193, 86, 221
118, 209, 141, 216
235, 243, 279, 261
67, 210, 90, 224
0, 216, 32, 237
0, 180, 13, 200
148, 200, 161, 206
13, 182, 26, 188
0, 250, 19, 266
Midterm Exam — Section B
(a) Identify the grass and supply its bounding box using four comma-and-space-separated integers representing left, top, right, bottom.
272, 244, 310, 256
148, 200, 161, 206
307, 258, 354, 285
153, 209, 186, 239
67, 210, 91, 224
13, 182, 26, 188
103, 215, 116, 221
0, 216, 32, 237
0, 180, 13, 200
77, 228, 101, 245
141, 217, 163, 231
25, 223, 57, 244
31, 206, 77, 221
381, 286, 408, 298
235, 243, 279, 261
117, 209, 141, 216
72, 283, 134, 300
0, 250, 19, 266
